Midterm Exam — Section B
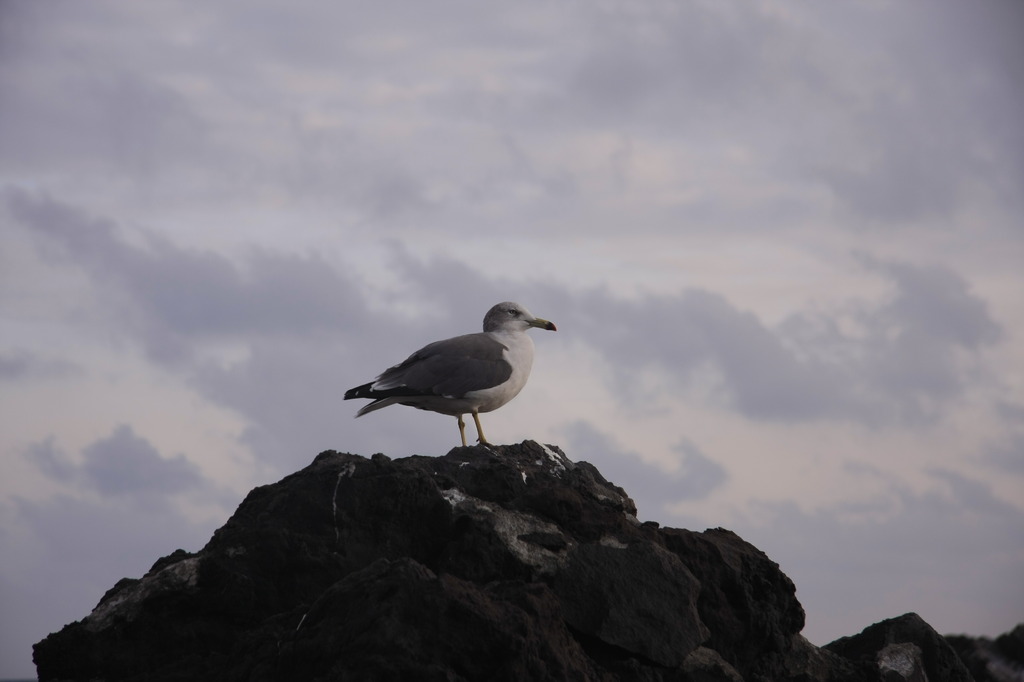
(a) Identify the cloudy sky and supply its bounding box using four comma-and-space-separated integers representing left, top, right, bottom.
2, 0, 1023, 676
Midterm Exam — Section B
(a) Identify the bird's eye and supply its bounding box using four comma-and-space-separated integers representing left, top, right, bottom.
506, 307, 520, 316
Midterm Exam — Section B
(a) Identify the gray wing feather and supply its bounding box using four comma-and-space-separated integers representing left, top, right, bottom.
373, 333, 512, 397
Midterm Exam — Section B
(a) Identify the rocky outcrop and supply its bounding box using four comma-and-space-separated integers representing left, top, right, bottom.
947, 624, 1024, 682
34, 441, 979, 681
824, 613, 974, 682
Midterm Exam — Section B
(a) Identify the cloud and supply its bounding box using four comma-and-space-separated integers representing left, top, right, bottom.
0, 3, 212, 179
564, 3, 816, 128
790, 3, 1024, 223
736, 466, 1024, 644
11, 190, 1004, 438
986, 433, 1024, 476
986, 403, 1024, 475
1, 488, 224, 681
81, 425, 203, 497
859, 256, 1001, 350
0, 349, 79, 382
5, 0, 1018, 238
776, 256, 1003, 423
192, 337, 371, 467
853, 257, 1002, 416
672, 438, 729, 501
3, 426, 236, 679
559, 420, 727, 520
567, 287, 847, 420
5, 188, 374, 364
556, 268, 1000, 427
27, 425, 206, 499
4, 192, 561, 467
184, 247, 562, 466
26, 437, 78, 485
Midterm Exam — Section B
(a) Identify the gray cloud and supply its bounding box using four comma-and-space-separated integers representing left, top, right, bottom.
781, 261, 1002, 424
987, 402, 1024, 475
26, 437, 78, 485
782, 3, 1024, 223
552, 257, 1001, 426
563, 4, 818, 128
559, 420, 727, 520
13, 189, 1001, 435
27, 426, 206, 499
986, 433, 1024, 476
736, 466, 1024, 644
2, 489, 223, 681
5, 188, 375, 363
192, 337, 375, 468
555, 2, 1024, 226
0, 349, 79, 382
859, 256, 1002, 350
672, 438, 729, 501
80, 425, 203, 497
186, 248, 553, 467
4, 0, 1019, 232
563, 288, 849, 419
8, 432, 238, 675
5, 194, 562, 467
546, 1, 1024, 227
854, 258, 1002, 418
0, 6, 211, 180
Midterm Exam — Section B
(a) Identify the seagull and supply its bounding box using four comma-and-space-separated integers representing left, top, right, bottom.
344, 302, 557, 446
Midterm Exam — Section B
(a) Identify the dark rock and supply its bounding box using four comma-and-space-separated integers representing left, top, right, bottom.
32, 441, 989, 681
825, 612, 973, 682
659, 526, 805, 677
277, 557, 601, 681
998, 625, 1024, 663
552, 540, 707, 668
947, 623, 1024, 682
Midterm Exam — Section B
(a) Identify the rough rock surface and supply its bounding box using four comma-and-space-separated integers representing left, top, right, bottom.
824, 613, 973, 682
947, 624, 1024, 682
34, 441, 979, 681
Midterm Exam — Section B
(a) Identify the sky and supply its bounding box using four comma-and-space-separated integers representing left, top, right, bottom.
1, 0, 1023, 677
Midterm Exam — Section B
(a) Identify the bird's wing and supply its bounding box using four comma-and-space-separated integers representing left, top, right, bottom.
370, 333, 513, 398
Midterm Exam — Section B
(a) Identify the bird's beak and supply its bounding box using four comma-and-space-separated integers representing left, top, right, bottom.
529, 317, 557, 331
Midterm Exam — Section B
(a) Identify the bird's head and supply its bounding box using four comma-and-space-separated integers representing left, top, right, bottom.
484, 302, 557, 333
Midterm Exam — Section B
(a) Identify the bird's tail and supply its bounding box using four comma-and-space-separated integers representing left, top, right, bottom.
354, 397, 400, 417
345, 383, 401, 417
344, 383, 374, 400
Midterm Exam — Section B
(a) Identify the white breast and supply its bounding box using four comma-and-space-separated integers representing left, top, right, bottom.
466, 330, 535, 413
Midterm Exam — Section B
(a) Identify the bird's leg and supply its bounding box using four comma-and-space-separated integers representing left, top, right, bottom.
471, 411, 489, 444
457, 414, 467, 447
